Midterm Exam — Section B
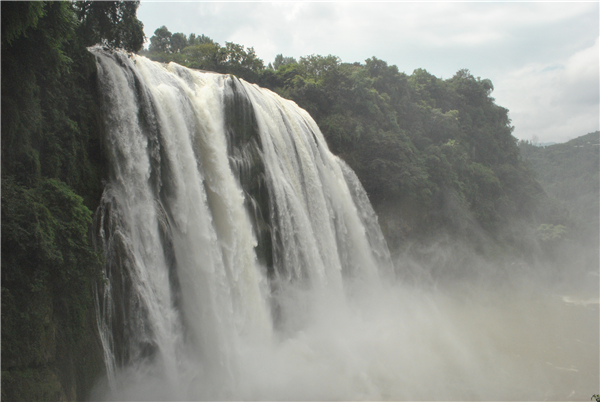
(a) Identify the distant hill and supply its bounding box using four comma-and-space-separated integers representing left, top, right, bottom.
519, 131, 599, 243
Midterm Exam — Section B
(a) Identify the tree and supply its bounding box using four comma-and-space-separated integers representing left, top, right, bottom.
145, 28, 269, 82
273, 54, 297, 70
182, 43, 223, 71
240, 47, 264, 71
1, 2, 45, 46
299, 54, 340, 80
149, 25, 172, 53
219, 42, 264, 71
170, 32, 187, 53
74, 1, 145, 52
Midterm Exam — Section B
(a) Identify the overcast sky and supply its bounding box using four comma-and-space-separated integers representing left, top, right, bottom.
137, 1, 599, 144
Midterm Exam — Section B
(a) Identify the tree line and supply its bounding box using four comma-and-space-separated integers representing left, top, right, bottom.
145, 27, 545, 255
519, 132, 599, 251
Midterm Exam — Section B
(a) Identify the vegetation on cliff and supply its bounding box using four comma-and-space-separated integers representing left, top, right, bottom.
519, 132, 599, 240
518, 132, 599, 275
1, 2, 145, 400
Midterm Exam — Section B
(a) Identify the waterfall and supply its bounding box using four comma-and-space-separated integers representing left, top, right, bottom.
90, 49, 598, 401
91, 49, 392, 399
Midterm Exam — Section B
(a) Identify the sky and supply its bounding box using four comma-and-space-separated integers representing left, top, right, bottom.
137, 1, 599, 144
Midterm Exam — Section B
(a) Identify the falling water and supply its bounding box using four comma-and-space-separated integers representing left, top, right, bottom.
91, 48, 394, 399
91, 49, 598, 401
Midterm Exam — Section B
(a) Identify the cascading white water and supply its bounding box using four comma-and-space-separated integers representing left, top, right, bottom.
91, 49, 394, 399
91, 49, 598, 401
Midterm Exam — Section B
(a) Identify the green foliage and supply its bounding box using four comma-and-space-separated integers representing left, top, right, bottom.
519, 132, 600, 242
2, 177, 101, 361
273, 54, 297, 70
1, 176, 105, 401
188, 33, 215, 46
1, 1, 143, 399
536, 223, 568, 242
145, 28, 265, 82
1, 2, 45, 46
149, 25, 172, 53
74, 1, 145, 52
298, 54, 341, 80
170, 32, 188, 53
181, 42, 223, 71
258, 56, 543, 251
220, 42, 265, 81
1, 367, 65, 402
2, 1, 109, 207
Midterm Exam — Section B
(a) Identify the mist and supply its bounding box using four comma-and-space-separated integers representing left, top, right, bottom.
93, 239, 599, 401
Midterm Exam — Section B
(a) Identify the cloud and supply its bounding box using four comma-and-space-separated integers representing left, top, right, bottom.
563, 37, 600, 105
493, 37, 599, 143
